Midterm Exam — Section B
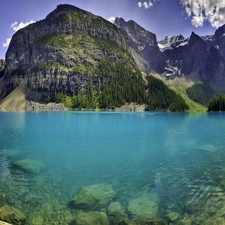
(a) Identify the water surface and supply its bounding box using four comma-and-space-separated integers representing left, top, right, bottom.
1, 111, 225, 224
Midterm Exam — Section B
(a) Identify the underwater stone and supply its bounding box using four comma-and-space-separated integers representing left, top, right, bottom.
107, 201, 125, 215
31, 215, 44, 225
107, 202, 128, 225
0, 206, 26, 225
72, 211, 110, 225
118, 219, 168, 225
198, 144, 217, 152
176, 215, 192, 225
127, 194, 159, 220
71, 183, 116, 210
13, 158, 45, 173
166, 212, 181, 222
205, 217, 225, 225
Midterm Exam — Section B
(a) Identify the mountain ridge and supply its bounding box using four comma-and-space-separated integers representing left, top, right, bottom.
0, 4, 220, 111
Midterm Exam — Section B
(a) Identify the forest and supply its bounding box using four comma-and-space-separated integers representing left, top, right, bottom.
208, 93, 225, 111
49, 61, 189, 111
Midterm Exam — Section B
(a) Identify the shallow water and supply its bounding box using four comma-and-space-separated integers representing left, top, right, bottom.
1, 111, 225, 224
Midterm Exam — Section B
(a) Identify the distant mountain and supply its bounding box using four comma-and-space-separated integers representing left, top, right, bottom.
113, 17, 225, 88
114, 18, 166, 75
157, 26, 225, 85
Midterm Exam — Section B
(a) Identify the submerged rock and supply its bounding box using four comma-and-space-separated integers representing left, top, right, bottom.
0, 206, 26, 225
206, 217, 225, 225
176, 214, 192, 225
198, 144, 217, 152
166, 211, 181, 222
71, 183, 116, 210
118, 219, 168, 225
127, 193, 160, 220
107, 201, 128, 225
13, 158, 45, 173
72, 211, 110, 225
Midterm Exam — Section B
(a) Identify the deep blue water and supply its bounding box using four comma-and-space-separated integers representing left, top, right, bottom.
1, 111, 225, 223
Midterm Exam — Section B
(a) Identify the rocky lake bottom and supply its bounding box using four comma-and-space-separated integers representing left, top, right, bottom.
1, 111, 225, 225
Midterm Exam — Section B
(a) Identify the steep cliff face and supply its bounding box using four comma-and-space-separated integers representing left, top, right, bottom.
181, 32, 208, 75
199, 47, 225, 82
114, 17, 166, 75
2, 4, 133, 102
158, 28, 225, 84
0, 59, 5, 77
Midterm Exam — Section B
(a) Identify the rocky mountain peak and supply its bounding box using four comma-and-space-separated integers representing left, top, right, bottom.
158, 35, 186, 51
114, 17, 158, 48
114, 17, 165, 74
1, 5, 131, 102
45, 4, 89, 20
215, 24, 225, 37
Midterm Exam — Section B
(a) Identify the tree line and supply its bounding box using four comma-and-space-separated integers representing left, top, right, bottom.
208, 93, 225, 111
46, 60, 189, 111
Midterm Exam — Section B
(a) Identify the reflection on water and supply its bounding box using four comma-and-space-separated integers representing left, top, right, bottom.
0, 112, 225, 224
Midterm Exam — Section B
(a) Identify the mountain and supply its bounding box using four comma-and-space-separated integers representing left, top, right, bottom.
1, 4, 142, 104
0, 4, 190, 111
114, 17, 225, 88
0, 59, 4, 78
114, 17, 166, 75
157, 27, 225, 85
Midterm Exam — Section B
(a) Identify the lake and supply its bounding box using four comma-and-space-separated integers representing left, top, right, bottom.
1, 111, 225, 224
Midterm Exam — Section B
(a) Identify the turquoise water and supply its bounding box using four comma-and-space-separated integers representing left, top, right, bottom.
1, 111, 225, 224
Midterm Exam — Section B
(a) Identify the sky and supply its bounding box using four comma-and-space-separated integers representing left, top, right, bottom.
1, 0, 225, 59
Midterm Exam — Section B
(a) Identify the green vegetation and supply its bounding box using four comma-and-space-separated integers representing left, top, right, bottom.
208, 93, 225, 111
50, 72, 189, 111
186, 81, 214, 105
163, 78, 207, 111
49, 61, 146, 110
146, 76, 189, 111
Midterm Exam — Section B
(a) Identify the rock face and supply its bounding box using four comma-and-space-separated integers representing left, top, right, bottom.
114, 18, 166, 75
1, 4, 134, 102
0, 59, 5, 74
0, 83, 27, 112
0, 206, 26, 225
158, 26, 225, 85
71, 184, 116, 210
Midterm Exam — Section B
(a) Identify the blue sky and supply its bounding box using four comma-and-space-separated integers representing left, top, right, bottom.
1, 0, 225, 59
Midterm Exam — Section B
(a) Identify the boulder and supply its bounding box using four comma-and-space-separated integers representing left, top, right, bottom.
127, 194, 159, 220
13, 158, 45, 173
71, 184, 116, 210
0, 206, 26, 225
118, 219, 168, 225
166, 212, 181, 222
107, 202, 128, 225
72, 211, 110, 225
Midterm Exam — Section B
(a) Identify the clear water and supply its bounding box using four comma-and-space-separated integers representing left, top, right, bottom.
1, 111, 225, 224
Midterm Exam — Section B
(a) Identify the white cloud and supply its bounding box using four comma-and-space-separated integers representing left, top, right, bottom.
138, 1, 154, 9
10, 20, 36, 32
3, 38, 11, 48
108, 16, 115, 23
180, 0, 225, 28
3, 20, 36, 48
